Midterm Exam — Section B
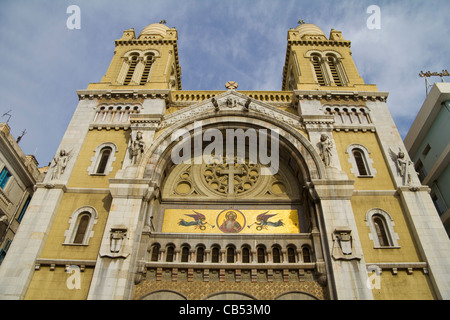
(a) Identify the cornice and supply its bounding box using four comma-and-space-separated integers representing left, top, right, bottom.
287, 39, 351, 47
294, 90, 389, 103
77, 89, 172, 101
115, 39, 177, 46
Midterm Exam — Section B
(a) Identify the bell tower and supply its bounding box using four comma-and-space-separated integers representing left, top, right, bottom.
282, 23, 373, 91
92, 22, 182, 90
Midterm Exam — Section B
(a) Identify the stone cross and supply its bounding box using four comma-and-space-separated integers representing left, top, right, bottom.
218, 163, 244, 195
225, 81, 238, 90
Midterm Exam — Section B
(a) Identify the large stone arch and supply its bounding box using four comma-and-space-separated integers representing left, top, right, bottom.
203, 291, 257, 300
137, 111, 326, 189
140, 290, 187, 300
274, 291, 319, 300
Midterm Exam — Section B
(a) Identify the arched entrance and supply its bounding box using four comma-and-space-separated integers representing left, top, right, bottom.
132, 94, 330, 300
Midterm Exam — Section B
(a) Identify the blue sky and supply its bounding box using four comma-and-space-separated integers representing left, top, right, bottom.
0, 0, 449, 165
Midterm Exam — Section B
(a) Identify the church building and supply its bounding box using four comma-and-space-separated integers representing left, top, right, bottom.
0, 22, 448, 300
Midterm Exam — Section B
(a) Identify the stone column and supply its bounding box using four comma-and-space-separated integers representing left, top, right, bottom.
398, 187, 450, 299
312, 173, 374, 300
87, 180, 152, 300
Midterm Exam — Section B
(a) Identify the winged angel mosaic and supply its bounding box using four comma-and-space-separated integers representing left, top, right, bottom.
178, 211, 215, 231
176, 210, 285, 233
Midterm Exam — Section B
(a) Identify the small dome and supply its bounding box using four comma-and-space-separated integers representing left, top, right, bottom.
294, 23, 326, 38
140, 23, 170, 37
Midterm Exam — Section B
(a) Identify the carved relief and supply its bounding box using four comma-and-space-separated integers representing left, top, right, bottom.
202, 157, 260, 196
158, 91, 304, 130
332, 227, 361, 261
163, 159, 298, 201
50, 149, 72, 181
389, 148, 414, 186
99, 227, 130, 259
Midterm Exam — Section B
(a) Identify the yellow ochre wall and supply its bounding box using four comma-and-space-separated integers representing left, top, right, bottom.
334, 130, 435, 299
333, 130, 395, 190
25, 266, 95, 300
93, 43, 177, 90
68, 129, 130, 189
24, 192, 112, 300
25, 129, 128, 299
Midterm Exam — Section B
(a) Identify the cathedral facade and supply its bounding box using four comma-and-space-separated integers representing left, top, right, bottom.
0, 22, 448, 300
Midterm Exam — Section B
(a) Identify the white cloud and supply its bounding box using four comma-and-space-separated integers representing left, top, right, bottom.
0, 0, 448, 164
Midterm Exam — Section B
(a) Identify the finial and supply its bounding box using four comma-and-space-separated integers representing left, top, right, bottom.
297, 19, 305, 25
159, 20, 167, 25
225, 81, 238, 90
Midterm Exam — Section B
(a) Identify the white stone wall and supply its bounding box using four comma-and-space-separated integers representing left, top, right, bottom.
0, 99, 97, 299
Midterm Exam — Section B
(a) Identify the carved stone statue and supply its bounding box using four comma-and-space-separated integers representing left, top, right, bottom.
131, 131, 145, 165
319, 134, 333, 166
389, 148, 412, 185
51, 149, 70, 180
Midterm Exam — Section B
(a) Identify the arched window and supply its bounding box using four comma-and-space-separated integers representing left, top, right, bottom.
346, 144, 376, 178
123, 55, 138, 85
181, 246, 189, 262
64, 206, 98, 245
196, 246, 205, 263
365, 208, 399, 248
373, 215, 390, 246
257, 246, 266, 263
287, 247, 296, 263
150, 244, 160, 261
211, 246, 220, 263
327, 56, 343, 86
96, 147, 112, 174
166, 245, 174, 262
73, 213, 90, 244
353, 149, 369, 176
140, 53, 155, 85
311, 55, 326, 86
88, 143, 118, 176
302, 246, 311, 263
226, 247, 235, 263
241, 246, 250, 263
272, 247, 281, 263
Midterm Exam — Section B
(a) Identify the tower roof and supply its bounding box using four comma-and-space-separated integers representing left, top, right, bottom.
139, 23, 170, 38
294, 23, 326, 39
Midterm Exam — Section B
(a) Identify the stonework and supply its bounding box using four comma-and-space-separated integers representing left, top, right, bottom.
0, 22, 449, 301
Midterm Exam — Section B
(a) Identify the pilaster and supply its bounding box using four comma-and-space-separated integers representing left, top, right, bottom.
87, 179, 153, 300
311, 169, 374, 300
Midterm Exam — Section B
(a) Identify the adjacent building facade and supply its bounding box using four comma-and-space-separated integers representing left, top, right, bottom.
404, 82, 450, 237
0, 22, 449, 300
0, 123, 42, 265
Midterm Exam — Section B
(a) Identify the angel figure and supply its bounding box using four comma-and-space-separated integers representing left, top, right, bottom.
248, 211, 284, 231
178, 211, 215, 230
51, 149, 71, 180
319, 134, 333, 166
389, 148, 412, 186
131, 131, 145, 165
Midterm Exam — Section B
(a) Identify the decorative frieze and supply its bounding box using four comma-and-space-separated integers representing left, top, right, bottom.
295, 90, 388, 103
77, 89, 170, 101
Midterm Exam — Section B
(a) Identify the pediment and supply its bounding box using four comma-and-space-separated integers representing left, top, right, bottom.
158, 90, 303, 130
